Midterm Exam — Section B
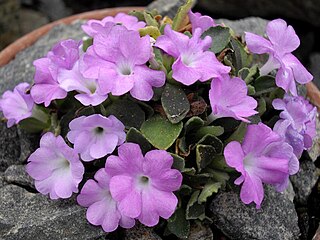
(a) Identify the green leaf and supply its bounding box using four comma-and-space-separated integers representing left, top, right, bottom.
196, 134, 223, 154
105, 99, 145, 129
210, 155, 234, 173
247, 85, 256, 95
186, 191, 205, 220
178, 184, 193, 196
128, 10, 145, 21
82, 38, 93, 52
202, 26, 231, 53
170, 153, 185, 171
126, 127, 151, 154
140, 115, 183, 150
172, 0, 194, 31
19, 106, 51, 133
182, 167, 196, 175
167, 208, 190, 239
253, 75, 276, 95
225, 122, 247, 144
258, 97, 267, 116
198, 182, 222, 203
139, 26, 161, 39
196, 145, 216, 172
238, 65, 259, 84
184, 116, 204, 134
143, 11, 159, 27
195, 126, 224, 139
161, 83, 190, 124
230, 38, 251, 72
207, 169, 230, 185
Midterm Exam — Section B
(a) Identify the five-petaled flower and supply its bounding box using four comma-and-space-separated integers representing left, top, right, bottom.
155, 25, 230, 85
208, 75, 258, 122
224, 123, 296, 208
26, 132, 84, 199
273, 94, 317, 158
82, 12, 146, 37
81, 25, 166, 101
245, 19, 313, 95
0, 82, 34, 127
106, 143, 182, 227
67, 114, 126, 161
77, 168, 135, 232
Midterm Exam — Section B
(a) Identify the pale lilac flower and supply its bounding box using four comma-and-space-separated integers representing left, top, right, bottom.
0, 83, 34, 127
154, 25, 230, 85
273, 94, 317, 157
82, 13, 146, 37
188, 10, 216, 34
67, 114, 126, 161
31, 39, 81, 106
224, 123, 293, 208
58, 61, 108, 106
106, 143, 182, 226
208, 75, 258, 122
77, 168, 135, 232
245, 19, 313, 95
81, 25, 165, 101
26, 132, 84, 199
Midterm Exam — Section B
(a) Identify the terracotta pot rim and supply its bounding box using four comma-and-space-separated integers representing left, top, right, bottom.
0, 6, 144, 67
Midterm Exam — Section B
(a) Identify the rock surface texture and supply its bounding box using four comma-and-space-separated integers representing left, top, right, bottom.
210, 186, 300, 240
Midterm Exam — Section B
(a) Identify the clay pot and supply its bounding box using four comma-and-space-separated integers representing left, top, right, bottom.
0, 7, 144, 67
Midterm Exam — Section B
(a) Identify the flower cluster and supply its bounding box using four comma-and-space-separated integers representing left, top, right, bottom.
0, 2, 317, 237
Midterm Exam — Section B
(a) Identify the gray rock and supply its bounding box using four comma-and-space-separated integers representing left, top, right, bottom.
307, 116, 320, 162
198, 0, 320, 27
124, 224, 161, 240
282, 180, 295, 202
185, 223, 213, 240
0, 185, 106, 240
0, 20, 86, 95
4, 165, 34, 189
290, 158, 319, 205
17, 127, 39, 163
147, 0, 196, 19
0, 122, 20, 172
210, 185, 300, 240
0, 172, 7, 188
38, 0, 72, 21
216, 17, 268, 37
310, 53, 320, 92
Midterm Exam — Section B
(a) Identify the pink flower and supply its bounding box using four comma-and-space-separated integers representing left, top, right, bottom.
82, 13, 146, 37
245, 19, 313, 95
224, 123, 294, 208
273, 94, 317, 157
26, 132, 84, 199
208, 75, 258, 122
67, 114, 126, 161
155, 25, 230, 85
0, 83, 34, 127
188, 10, 216, 34
31, 39, 81, 106
81, 25, 165, 101
77, 168, 135, 232
106, 143, 182, 226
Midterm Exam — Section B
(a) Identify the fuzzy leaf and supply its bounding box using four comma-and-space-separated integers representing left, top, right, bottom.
170, 153, 185, 171
195, 126, 224, 140
198, 182, 222, 203
225, 122, 248, 144
161, 83, 190, 124
126, 127, 151, 154
184, 116, 204, 134
258, 97, 267, 116
141, 115, 183, 150
196, 134, 223, 154
167, 208, 190, 239
202, 26, 231, 53
139, 26, 161, 39
196, 144, 216, 171
253, 75, 276, 94
105, 99, 145, 129
230, 38, 251, 72
82, 38, 93, 52
238, 65, 259, 84
172, 0, 194, 31
186, 191, 206, 220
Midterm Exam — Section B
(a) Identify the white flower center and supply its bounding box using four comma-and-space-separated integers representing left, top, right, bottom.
181, 53, 196, 66
118, 61, 133, 76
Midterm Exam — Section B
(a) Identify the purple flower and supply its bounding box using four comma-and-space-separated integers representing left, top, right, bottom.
245, 19, 313, 95
82, 13, 146, 37
224, 123, 294, 208
208, 75, 258, 122
105, 143, 182, 226
31, 39, 81, 106
77, 168, 135, 232
188, 10, 216, 34
273, 94, 317, 157
154, 25, 230, 85
26, 132, 84, 199
81, 25, 165, 101
58, 61, 108, 106
67, 114, 126, 161
0, 83, 34, 127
